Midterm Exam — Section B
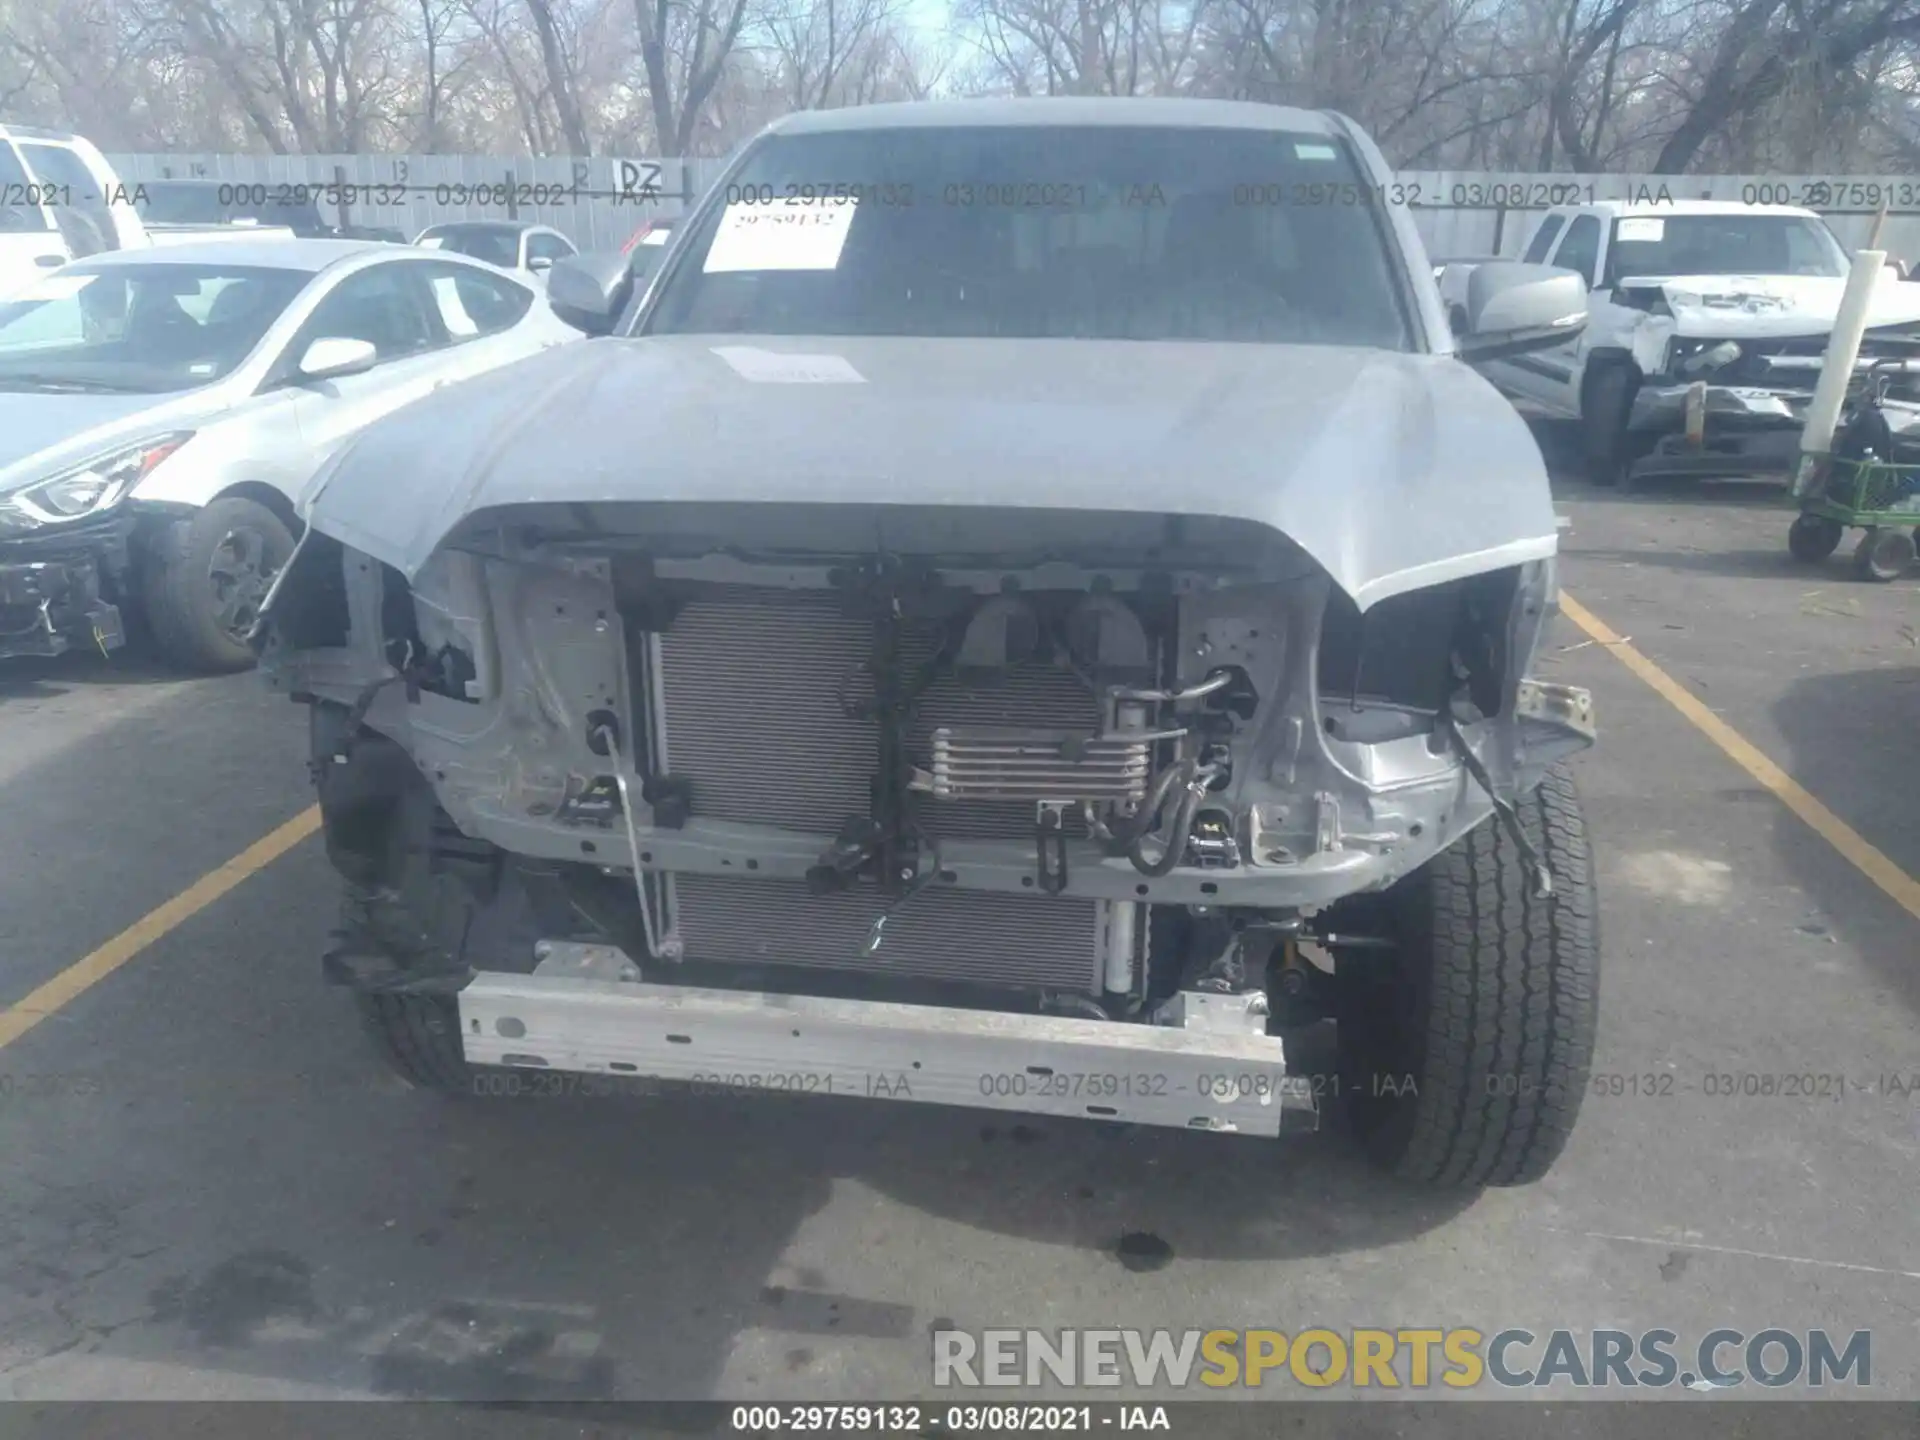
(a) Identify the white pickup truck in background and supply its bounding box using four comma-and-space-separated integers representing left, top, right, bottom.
1, 124, 294, 300
1438, 199, 1920, 486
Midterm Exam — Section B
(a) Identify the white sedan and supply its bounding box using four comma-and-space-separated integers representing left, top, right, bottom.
0, 237, 579, 670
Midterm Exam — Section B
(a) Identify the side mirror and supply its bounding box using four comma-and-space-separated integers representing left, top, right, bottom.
528, 255, 554, 274
546, 251, 635, 336
1455, 262, 1588, 362
297, 336, 379, 382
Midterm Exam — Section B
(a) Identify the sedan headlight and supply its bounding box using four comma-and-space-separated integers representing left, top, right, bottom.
0, 433, 193, 534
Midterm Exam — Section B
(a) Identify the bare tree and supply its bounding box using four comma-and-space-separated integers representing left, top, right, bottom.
634, 0, 755, 152
764, 0, 898, 108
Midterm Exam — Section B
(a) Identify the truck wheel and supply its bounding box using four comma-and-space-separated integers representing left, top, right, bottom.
140, 497, 295, 673
1788, 514, 1844, 563
357, 992, 471, 1091
1334, 764, 1599, 1188
1580, 365, 1635, 487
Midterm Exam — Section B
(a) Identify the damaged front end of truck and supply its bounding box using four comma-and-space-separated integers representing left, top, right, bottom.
256, 473, 1594, 1156
1610, 276, 1920, 485
248, 98, 1602, 1186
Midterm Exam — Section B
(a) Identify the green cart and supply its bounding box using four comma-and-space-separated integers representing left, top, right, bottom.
1788, 357, 1920, 582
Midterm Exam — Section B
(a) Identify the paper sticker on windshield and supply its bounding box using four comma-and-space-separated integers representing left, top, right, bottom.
712, 345, 865, 384
1616, 217, 1665, 242
1293, 143, 1338, 161
417, 235, 446, 249
641, 229, 670, 245
703, 197, 857, 274
18, 273, 98, 302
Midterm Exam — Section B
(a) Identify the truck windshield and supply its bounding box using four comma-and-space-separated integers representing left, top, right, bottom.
138, 185, 230, 225
644, 126, 1414, 349
1607, 214, 1849, 282
0, 263, 310, 393
140, 184, 323, 233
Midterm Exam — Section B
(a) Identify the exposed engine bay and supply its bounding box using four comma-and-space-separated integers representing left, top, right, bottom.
260, 501, 1596, 1030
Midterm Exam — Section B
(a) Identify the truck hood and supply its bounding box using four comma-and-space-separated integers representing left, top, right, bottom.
303, 334, 1560, 611
1616, 272, 1920, 338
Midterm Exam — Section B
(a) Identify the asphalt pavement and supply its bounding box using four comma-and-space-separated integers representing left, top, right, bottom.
1, 448, 1917, 1412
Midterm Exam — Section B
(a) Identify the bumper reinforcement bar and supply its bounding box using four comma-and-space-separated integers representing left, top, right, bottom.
460, 966, 1319, 1137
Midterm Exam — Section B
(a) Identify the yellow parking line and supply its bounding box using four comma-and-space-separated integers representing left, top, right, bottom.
0, 806, 321, 1052
1559, 591, 1920, 924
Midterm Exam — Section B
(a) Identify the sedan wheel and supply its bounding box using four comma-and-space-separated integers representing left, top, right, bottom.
141, 497, 297, 673
208, 524, 278, 642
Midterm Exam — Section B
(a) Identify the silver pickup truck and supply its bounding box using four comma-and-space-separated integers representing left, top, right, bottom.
257, 98, 1602, 1191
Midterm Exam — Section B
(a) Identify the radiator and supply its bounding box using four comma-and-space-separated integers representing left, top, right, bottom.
650, 585, 1111, 991
668, 876, 1104, 990
654, 586, 1102, 840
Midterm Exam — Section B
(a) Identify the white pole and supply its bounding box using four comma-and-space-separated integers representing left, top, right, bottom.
1794, 248, 1885, 495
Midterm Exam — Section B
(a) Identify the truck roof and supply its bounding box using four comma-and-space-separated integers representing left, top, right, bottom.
0, 122, 79, 142
1581, 198, 1820, 220
767, 97, 1339, 137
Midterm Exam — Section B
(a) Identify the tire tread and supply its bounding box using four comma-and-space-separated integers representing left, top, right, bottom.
1382, 766, 1599, 1187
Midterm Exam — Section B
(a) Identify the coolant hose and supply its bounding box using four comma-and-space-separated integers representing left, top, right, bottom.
1102, 759, 1189, 852
1128, 767, 1206, 878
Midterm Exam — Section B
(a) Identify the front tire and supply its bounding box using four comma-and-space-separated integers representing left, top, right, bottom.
1335, 765, 1599, 1188
1581, 365, 1636, 487
140, 497, 296, 672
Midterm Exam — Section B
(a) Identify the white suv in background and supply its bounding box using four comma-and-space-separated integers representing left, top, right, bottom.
0, 126, 151, 296
1, 125, 297, 301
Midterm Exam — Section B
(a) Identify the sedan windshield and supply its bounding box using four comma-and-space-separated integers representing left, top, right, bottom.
418, 225, 521, 268
1607, 214, 1849, 282
645, 126, 1414, 348
0, 264, 311, 393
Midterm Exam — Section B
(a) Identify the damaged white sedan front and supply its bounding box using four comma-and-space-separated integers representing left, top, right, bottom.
257, 97, 1602, 1189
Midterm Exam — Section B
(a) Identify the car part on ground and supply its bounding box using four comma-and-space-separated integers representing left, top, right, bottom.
261, 97, 1602, 1190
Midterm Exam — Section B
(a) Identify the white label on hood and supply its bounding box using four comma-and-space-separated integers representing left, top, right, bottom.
1616, 217, 1666, 242
703, 197, 857, 273
17, 273, 98, 301
711, 345, 865, 384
